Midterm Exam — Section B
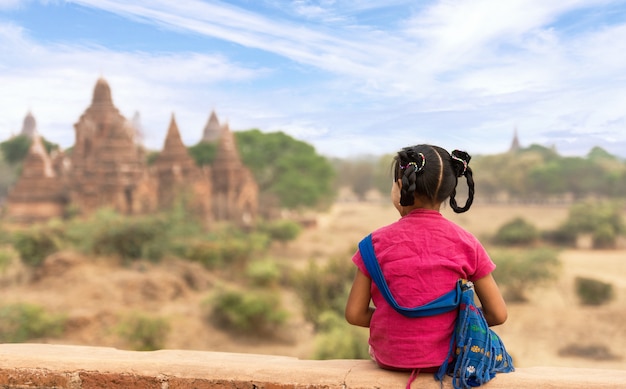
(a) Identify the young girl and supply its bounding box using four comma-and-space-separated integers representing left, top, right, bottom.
345, 144, 508, 374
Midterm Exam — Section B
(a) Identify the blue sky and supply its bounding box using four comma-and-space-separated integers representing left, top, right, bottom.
2, 0, 626, 158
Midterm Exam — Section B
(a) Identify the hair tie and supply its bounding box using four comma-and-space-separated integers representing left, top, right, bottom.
400, 153, 425, 173
451, 150, 469, 176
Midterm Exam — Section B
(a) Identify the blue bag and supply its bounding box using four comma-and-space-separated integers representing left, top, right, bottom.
434, 280, 514, 388
358, 234, 514, 389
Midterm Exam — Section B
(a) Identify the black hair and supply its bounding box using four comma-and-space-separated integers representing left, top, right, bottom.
393, 144, 474, 213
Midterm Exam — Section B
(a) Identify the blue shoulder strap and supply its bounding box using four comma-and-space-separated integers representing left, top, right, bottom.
358, 234, 461, 318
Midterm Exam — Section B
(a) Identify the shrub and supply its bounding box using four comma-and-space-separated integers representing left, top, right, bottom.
206, 288, 288, 336
177, 226, 271, 272
245, 259, 281, 287
592, 224, 617, 249
178, 240, 223, 269
259, 220, 302, 245
116, 312, 170, 351
493, 217, 539, 246
552, 201, 624, 249
0, 303, 66, 342
12, 225, 64, 267
312, 311, 369, 360
491, 248, 560, 303
575, 277, 614, 306
558, 343, 619, 360
292, 256, 354, 329
91, 215, 168, 262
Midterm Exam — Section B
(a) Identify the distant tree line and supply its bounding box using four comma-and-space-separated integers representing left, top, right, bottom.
3, 134, 625, 210
336, 144, 626, 202
473, 145, 626, 202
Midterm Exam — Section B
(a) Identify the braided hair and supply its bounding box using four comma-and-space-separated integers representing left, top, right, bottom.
393, 145, 474, 213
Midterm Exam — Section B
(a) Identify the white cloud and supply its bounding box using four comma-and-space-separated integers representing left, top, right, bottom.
0, 0, 28, 10
2, 0, 626, 158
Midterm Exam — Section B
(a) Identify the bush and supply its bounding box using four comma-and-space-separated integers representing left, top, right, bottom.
312, 311, 369, 360
292, 256, 354, 329
493, 217, 539, 246
177, 240, 221, 268
12, 225, 64, 267
575, 277, 614, 306
0, 303, 66, 342
91, 215, 168, 262
558, 343, 620, 361
206, 288, 288, 336
116, 312, 170, 351
178, 232, 268, 271
552, 201, 624, 249
592, 224, 617, 249
258, 220, 302, 245
245, 259, 281, 287
491, 248, 561, 303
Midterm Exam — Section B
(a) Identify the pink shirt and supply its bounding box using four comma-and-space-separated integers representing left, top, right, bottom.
352, 209, 495, 369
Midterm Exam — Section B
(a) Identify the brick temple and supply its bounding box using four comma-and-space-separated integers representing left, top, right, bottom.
4, 77, 258, 226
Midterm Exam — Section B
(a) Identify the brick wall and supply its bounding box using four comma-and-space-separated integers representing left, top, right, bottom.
0, 344, 624, 388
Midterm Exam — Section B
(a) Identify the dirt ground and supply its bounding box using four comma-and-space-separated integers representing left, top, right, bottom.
1, 199, 625, 371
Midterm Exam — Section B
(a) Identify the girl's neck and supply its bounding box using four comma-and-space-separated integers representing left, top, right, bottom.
398, 198, 441, 216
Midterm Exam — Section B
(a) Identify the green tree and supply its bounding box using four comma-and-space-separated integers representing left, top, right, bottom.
187, 142, 218, 166
235, 129, 336, 209
0, 135, 31, 164
0, 135, 59, 164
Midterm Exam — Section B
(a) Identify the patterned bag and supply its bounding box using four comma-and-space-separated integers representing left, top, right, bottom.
358, 234, 514, 389
434, 280, 514, 388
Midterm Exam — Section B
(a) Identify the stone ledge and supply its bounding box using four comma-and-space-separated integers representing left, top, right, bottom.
0, 344, 625, 388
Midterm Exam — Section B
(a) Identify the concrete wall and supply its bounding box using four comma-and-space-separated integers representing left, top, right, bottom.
1, 344, 625, 388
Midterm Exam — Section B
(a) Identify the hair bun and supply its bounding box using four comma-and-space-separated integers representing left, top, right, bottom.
451, 150, 471, 177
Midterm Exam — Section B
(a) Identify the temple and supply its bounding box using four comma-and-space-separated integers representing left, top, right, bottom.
3, 133, 66, 222
509, 127, 521, 153
3, 77, 258, 226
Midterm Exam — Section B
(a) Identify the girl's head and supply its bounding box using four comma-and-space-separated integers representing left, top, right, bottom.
393, 144, 474, 213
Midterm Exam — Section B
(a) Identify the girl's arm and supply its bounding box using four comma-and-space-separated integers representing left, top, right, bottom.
345, 269, 375, 327
473, 273, 508, 326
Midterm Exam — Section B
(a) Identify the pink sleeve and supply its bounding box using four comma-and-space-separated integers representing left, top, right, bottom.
470, 241, 496, 281
351, 250, 371, 278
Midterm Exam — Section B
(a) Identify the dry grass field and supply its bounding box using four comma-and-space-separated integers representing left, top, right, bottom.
285, 200, 626, 370
0, 199, 624, 371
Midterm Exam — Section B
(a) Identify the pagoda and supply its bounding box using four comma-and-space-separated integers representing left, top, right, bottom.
3, 77, 258, 227
4, 133, 66, 222
211, 123, 258, 225
153, 114, 212, 221
69, 77, 151, 215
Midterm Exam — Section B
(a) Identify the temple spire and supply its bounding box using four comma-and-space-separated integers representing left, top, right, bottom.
201, 110, 221, 143
21, 111, 37, 138
163, 113, 187, 152
509, 127, 521, 153
92, 77, 114, 106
